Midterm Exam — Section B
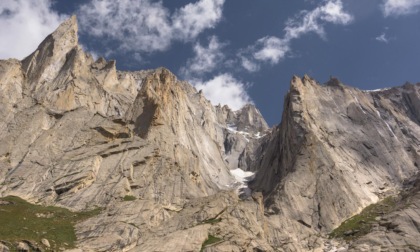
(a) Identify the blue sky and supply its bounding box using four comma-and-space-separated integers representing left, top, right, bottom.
1, 0, 420, 126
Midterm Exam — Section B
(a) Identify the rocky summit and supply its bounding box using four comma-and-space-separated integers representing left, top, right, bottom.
1, 16, 420, 252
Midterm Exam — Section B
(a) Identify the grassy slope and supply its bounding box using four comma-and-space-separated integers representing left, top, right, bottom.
200, 235, 223, 252
0, 196, 101, 251
329, 196, 397, 240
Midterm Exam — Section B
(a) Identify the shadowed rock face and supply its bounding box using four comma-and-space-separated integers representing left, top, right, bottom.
1, 16, 420, 251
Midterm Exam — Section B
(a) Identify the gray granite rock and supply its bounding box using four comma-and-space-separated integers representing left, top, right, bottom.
1, 16, 420, 252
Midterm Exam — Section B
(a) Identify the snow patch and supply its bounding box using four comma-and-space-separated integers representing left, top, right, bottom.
226, 124, 265, 141
364, 87, 392, 92
230, 168, 255, 197
227, 124, 250, 142
254, 131, 266, 139
230, 168, 255, 183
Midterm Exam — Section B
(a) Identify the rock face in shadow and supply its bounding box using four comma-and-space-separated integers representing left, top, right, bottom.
1, 16, 420, 252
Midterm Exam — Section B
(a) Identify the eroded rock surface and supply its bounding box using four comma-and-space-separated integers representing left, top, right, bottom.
249, 76, 420, 250
0, 16, 270, 252
1, 16, 420, 252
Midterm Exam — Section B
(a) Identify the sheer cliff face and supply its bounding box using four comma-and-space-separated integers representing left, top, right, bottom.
1, 16, 238, 204
249, 75, 420, 248
1, 16, 420, 252
0, 17, 271, 251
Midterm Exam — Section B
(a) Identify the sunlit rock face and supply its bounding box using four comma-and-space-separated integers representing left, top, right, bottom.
1, 16, 420, 252
0, 16, 271, 252
249, 76, 420, 250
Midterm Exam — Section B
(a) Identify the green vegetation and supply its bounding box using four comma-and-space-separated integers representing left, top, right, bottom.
200, 235, 222, 251
123, 195, 136, 201
330, 196, 397, 240
0, 196, 101, 251
200, 207, 226, 226
202, 217, 222, 224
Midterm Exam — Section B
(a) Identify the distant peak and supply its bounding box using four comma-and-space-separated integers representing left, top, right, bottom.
50, 15, 78, 47
65, 15, 77, 29
291, 74, 314, 85
326, 76, 344, 88
241, 103, 257, 111
22, 15, 79, 63
21, 15, 80, 86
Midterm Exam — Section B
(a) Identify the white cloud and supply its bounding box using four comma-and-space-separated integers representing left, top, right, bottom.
319, 1, 353, 24
194, 74, 252, 110
284, 0, 353, 40
182, 1, 352, 77
0, 0, 67, 60
181, 39, 253, 110
375, 33, 389, 43
382, 0, 420, 17
239, 56, 260, 72
181, 36, 225, 78
252, 37, 290, 64
172, 0, 225, 41
78, 0, 225, 56
78, 0, 172, 53
240, 0, 353, 71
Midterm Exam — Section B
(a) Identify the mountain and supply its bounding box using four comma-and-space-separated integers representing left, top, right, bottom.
249, 76, 420, 251
0, 16, 420, 252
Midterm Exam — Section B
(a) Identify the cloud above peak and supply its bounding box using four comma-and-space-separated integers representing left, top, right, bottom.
194, 74, 252, 111
78, 0, 226, 57
284, 0, 353, 40
241, 0, 353, 71
172, 0, 225, 40
180, 36, 226, 79
0, 0, 67, 59
252, 37, 290, 65
180, 0, 353, 110
382, 0, 420, 17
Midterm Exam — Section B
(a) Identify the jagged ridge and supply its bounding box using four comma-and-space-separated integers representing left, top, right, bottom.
0, 16, 272, 251
1, 16, 420, 252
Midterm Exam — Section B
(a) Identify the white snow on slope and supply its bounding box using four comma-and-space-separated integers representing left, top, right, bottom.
230, 168, 255, 197
364, 87, 392, 92
226, 124, 265, 141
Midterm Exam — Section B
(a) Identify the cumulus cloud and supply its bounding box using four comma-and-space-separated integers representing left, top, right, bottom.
172, 0, 225, 40
78, 0, 172, 53
180, 36, 226, 78
194, 74, 252, 110
252, 37, 290, 64
0, 0, 67, 60
241, 0, 353, 71
78, 0, 225, 57
179, 36, 252, 110
382, 0, 420, 17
